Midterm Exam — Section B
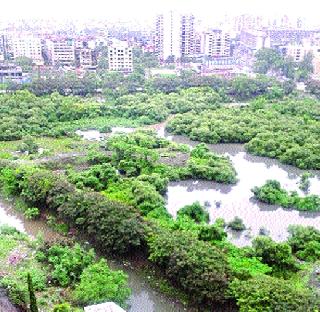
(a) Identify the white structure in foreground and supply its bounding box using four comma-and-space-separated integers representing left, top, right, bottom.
84, 302, 126, 312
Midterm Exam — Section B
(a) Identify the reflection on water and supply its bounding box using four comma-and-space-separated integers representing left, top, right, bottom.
0, 198, 60, 240
108, 261, 186, 312
166, 135, 320, 246
75, 129, 105, 141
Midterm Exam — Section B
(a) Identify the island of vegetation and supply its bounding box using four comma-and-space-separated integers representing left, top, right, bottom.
0, 72, 319, 311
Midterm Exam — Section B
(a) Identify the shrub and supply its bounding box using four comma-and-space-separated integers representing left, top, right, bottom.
147, 229, 231, 305
229, 275, 319, 312
58, 190, 146, 254
0, 278, 28, 308
177, 202, 209, 223
28, 273, 39, 312
73, 259, 130, 307
52, 303, 72, 312
227, 217, 246, 231
137, 173, 169, 194
252, 180, 320, 212
20, 169, 58, 206
251, 236, 298, 272
198, 223, 227, 242
287, 225, 320, 261
18, 136, 39, 154
37, 243, 95, 287
24, 207, 40, 220
68, 163, 118, 191
0, 225, 20, 235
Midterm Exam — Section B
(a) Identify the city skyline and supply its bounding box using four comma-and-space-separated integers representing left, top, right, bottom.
1, 0, 319, 26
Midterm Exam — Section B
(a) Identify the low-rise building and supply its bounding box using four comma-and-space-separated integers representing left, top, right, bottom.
108, 40, 132, 73
0, 63, 23, 83
45, 38, 75, 67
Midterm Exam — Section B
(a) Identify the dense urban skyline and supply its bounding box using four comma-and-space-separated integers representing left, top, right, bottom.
1, 0, 320, 26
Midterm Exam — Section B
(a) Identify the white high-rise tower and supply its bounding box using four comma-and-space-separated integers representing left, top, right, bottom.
154, 11, 180, 61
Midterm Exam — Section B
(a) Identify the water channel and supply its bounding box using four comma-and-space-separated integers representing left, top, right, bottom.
0, 197, 187, 312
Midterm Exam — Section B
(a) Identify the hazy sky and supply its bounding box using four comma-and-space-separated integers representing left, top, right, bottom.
1, 0, 319, 23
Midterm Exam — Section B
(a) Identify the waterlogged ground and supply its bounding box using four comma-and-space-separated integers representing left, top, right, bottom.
1, 125, 320, 311
0, 198, 186, 312
166, 136, 320, 246
67, 127, 320, 245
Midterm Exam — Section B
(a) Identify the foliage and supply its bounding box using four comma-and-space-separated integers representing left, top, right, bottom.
37, 243, 95, 287
299, 172, 314, 192
14, 56, 34, 72
198, 222, 227, 242
252, 180, 320, 212
67, 163, 118, 191
18, 136, 39, 154
227, 217, 246, 231
73, 259, 130, 307
147, 228, 231, 305
254, 48, 295, 78
52, 303, 72, 312
24, 207, 40, 220
287, 225, 320, 261
58, 190, 146, 253
28, 273, 39, 312
224, 243, 272, 280
177, 202, 209, 223
187, 143, 237, 183
251, 236, 298, 273
167, 99, 320, 169
136, 173, 169, 194
229, 275, 319, 312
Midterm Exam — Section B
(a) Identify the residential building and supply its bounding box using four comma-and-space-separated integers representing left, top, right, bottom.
267, 29, 317, 48
202, 30, 231, 57
285, 44, 308, 62
108, 40, 133, 73
74, 39, 97, 69
180, 14, 195, 57
78, 48, 96, 68
240, 29, 270, 52
154, 11, 180, 60
11, 36, 42, 61
45, 38, 75, 66
0, 34, 8, 61
0, 63, 22, 83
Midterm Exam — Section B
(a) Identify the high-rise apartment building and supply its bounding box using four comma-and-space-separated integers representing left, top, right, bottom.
181, 14, 195, 57
11, 36, 42, 61
154, 11, 180, 60
108, 40, 133, 73
0, 34, 7, 61
202, 30, 231, 57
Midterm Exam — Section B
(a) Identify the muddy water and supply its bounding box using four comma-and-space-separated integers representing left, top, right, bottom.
74, 126, 320, 245
166, 134, 320, 246
0, 198, 60, 240
0, 198, 186, 312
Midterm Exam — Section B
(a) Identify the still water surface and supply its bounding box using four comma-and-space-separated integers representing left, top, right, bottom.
1, 126, 319, 310
167, 134, 320, 245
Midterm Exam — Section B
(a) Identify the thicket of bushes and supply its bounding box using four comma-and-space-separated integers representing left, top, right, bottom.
252, 180, 320, 212
0, 160, 319, 310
